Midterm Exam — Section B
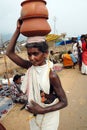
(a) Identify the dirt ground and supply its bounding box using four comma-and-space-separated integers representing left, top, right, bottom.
0, 65, 87, 130
0, 51, 28, 77
0, 46, 87, 130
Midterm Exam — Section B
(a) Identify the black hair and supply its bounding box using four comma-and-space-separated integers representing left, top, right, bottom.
25, 41, 49, 53
71, 37, 77, 43
80, 34, 85, 39
13, 74, 21, 82
80, 35, 87, 48
68, 50, 72, 54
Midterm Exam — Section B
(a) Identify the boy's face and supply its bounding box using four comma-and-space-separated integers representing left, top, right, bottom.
15, 78, 21, 84
27, 48, 48, 66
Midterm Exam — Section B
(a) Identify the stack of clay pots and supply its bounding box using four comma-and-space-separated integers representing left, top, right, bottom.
20, 0, 51, 37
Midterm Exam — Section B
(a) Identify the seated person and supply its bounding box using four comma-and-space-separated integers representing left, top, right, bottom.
10, 74, 27, 103
62, 52, 74, 68
49, 50, 57, 64
68, 50, 77, 68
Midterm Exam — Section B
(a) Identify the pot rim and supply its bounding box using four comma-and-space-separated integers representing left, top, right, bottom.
20, 15, 48, 20
21, 0, 46, 6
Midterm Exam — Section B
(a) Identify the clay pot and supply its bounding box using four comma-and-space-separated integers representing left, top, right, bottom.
21, 0, 48, 19
20, 18, 51, 37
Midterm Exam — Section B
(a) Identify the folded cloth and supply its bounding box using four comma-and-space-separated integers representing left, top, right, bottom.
27, 36, 46, 43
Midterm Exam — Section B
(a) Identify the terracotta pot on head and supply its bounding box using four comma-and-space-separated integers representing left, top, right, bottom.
20, 0, 51, 37
21, 0, 48, 19
20, 18, 51, 37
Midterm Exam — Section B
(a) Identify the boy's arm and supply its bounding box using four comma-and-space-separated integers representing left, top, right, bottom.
6, 19, 31, 69
26, 70, 68, 115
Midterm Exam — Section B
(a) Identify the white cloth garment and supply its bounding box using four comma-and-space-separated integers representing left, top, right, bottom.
29, 99, 59, 130
21, 60, 53, 105
21, 60, 59, 130
81, 62, 87, 74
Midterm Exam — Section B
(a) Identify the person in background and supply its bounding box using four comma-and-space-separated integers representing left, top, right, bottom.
10, 74, 27, 103
72, 37, 82, 70
62, 52, 74, 68
77, 35, 86, 71
72, 37, 79, 60
81, 35, 87, 74
49, 50, 57, 64
6, 19, 67, 130
68, 50, 77, 69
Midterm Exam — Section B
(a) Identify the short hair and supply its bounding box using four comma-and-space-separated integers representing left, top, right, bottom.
13, 74, 21, 82
71, 37, 77, 43
25, 41, 49, 53
68, 50, 72, 54
50, 50, 54, 54
80, 35, 85, 39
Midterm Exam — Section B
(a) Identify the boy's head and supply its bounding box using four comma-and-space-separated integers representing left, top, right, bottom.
25, 36, 48, 53
25, 41, 48, 53
13, 74, 21, 84
25, 36, 49, 66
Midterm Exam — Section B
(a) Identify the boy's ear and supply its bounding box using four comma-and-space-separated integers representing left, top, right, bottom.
44, 51, 49, 58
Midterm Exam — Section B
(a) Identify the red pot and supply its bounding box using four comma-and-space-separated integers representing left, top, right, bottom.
21, 0, 48, 19
20, 18, 51, 37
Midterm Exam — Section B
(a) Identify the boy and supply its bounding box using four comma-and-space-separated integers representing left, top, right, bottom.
6, 19, 67, 130
10, 74, 27, 103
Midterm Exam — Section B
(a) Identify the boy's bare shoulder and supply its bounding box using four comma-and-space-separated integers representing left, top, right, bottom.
49, 69, 58, 79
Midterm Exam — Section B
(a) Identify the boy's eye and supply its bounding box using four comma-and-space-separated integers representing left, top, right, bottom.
33, 52, 39, 56
28, 53, 31, 56
28, 52, 39, 56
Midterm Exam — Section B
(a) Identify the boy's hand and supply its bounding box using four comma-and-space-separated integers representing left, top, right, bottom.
17, 18, 23, 29
27, 100, 44, 115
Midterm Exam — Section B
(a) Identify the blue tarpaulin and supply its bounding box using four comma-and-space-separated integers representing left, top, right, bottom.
55, 40, 72, 46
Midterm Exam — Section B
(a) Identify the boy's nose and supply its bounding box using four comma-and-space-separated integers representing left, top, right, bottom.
31, 55, 35, 60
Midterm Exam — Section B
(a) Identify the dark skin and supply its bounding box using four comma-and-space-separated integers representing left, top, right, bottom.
0, 123, 6, 130
6, 19, 31, 69
6, 19, 68, 115
27, 69, 67, 115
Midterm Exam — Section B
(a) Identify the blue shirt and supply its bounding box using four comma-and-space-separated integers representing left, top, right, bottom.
70, 54, 77, 63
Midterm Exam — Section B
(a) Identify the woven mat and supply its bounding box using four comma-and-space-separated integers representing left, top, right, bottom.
0, 96, 14, 120
53, 63, 63, 72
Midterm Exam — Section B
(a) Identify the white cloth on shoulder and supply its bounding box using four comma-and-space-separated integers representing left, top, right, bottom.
21, 60, 53, 106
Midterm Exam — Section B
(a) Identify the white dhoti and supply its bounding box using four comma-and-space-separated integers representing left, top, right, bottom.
30, 111, 59, 130
29, 99, 59, 130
